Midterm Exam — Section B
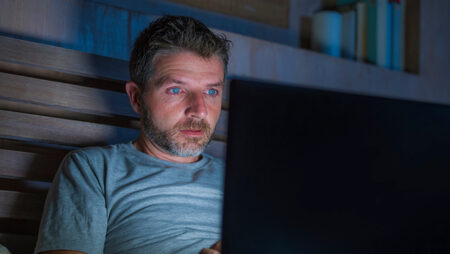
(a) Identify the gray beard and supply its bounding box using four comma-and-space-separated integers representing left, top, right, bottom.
141, 104, 213, 157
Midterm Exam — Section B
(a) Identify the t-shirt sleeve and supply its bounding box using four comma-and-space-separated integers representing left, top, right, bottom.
34, 151, 107, 254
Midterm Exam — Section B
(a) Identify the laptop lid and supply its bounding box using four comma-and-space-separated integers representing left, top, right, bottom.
222, 79, 450, 254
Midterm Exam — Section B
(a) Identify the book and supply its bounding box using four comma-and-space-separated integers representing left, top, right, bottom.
391, 0, 406, 70
334, 1, 364, 61
356, 1, 368, 61
366, 0, 393, 68
404, 0, 419, 73
311, 11, 342, 57
341, 9, 357, 59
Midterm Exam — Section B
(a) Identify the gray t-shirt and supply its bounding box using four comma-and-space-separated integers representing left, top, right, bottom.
34, 142, 224, 254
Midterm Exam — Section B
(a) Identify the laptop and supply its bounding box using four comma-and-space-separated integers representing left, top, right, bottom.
222, 79, 450, 254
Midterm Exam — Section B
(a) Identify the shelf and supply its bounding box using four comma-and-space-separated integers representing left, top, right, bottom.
300, 0, 421, 74
222, 31, 428, 105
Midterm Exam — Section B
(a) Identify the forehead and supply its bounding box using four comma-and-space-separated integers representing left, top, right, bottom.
151, 51, 224, 87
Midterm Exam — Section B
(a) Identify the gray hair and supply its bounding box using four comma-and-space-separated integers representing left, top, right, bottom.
129, 15, 232, 91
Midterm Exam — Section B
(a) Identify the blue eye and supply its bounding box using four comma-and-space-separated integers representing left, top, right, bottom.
207, 89, 218, 96
169, 87, 181, 94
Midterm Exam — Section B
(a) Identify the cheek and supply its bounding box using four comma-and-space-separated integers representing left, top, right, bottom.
151, 102, 186, 128
208, 103, 222, 123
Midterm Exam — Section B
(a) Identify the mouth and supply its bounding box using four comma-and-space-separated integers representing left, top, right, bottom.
179, 129, 205, 136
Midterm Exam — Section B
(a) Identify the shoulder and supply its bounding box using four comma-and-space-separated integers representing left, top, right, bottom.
58, 142, 134, 179
201, 153, 225, 174
67, 142, 132, 163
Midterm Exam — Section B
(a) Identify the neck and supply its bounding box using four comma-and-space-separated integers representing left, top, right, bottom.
133, 133, 201, 163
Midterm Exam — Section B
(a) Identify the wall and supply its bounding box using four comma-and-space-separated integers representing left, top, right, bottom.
0, 0, 312, 59
0, 0, 449, 105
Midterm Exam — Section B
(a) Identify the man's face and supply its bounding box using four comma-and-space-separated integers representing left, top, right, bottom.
140, 51, 224, 157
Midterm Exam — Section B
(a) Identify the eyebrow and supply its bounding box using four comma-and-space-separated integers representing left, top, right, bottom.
207, 82, 224, 88
154, 77, 224, 88
152, 77, 184, 88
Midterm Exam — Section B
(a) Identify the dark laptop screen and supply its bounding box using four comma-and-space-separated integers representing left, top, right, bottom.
222, 79, 450, 254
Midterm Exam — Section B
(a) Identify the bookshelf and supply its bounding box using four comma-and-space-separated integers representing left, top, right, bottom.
301, 0, 420, 74
224, 30, 425, 105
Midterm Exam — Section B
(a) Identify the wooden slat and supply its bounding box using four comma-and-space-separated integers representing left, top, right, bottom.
0, 109, 139, 147
0, 60, 125, 93
0, 71, 136, 117
0, 233, 37, 254
0, 35, 129, 82
0, 137, 72, 155
0, 98, 140, 130
0, 149, 63, 182
0, 190, 46, 220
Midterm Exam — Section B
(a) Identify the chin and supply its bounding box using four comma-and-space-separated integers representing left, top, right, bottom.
170, 145, 204, 157
169, 138, 210, 157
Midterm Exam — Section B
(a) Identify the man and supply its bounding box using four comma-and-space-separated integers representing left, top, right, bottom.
34, 15, 231, 254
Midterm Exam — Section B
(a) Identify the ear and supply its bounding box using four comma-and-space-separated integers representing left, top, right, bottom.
125, 81, 143, 114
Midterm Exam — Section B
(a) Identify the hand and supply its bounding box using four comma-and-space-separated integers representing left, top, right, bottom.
199, 240, 221, 254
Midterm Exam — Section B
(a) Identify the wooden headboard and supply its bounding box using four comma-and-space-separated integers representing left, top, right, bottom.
0, 35, 228, 254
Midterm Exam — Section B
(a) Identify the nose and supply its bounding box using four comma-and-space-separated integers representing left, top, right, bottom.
185, 92, 207, 119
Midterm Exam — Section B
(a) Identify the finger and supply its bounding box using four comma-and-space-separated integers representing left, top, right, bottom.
199, 248, 220, 254
210, 240, 222, 251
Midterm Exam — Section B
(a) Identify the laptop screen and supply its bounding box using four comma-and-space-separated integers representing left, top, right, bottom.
222, 79, 450, 254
